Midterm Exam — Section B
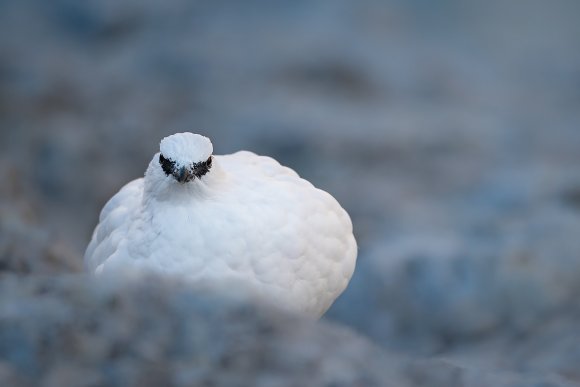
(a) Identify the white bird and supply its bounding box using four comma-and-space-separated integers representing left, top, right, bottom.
85, 133, 357, 317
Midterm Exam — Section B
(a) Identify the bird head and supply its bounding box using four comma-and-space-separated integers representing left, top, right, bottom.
158, 133, 213, 183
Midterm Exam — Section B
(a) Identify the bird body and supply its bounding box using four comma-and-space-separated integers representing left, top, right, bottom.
85, 133, 357, 317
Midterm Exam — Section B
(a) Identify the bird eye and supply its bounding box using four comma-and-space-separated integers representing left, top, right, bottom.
159, 154, 174, 176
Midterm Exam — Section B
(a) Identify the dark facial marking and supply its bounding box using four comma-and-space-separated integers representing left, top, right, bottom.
191, 156, 213, 179
159, 154, 175, 176
160, 154, 213, 182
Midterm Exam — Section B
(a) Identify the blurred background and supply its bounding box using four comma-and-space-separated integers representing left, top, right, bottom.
1, 0, 580, 385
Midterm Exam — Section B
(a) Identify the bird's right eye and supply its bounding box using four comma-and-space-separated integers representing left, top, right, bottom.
159, 154, 174, 176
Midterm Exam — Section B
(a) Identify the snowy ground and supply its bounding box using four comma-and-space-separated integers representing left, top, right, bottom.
1, 0, 580, 385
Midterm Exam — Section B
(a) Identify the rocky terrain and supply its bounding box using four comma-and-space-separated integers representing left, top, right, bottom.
1, 0, 580, 385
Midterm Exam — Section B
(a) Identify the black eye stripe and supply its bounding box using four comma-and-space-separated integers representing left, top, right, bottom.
159, 154, 212, 179
190, 156, 212, 178
159, 154, 175, 176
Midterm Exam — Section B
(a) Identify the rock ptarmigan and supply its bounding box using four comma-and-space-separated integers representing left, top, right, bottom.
85, 133, 357, 317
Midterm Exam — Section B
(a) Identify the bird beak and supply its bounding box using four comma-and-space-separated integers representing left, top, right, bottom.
173, 166, 194, 183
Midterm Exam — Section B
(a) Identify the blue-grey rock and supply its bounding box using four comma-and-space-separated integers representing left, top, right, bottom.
0, 275, 397, 387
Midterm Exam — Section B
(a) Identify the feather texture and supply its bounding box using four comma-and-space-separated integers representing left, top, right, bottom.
85, 135, 357, 317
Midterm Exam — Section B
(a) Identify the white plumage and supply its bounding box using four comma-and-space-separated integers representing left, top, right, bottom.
85, 133, 357, 317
